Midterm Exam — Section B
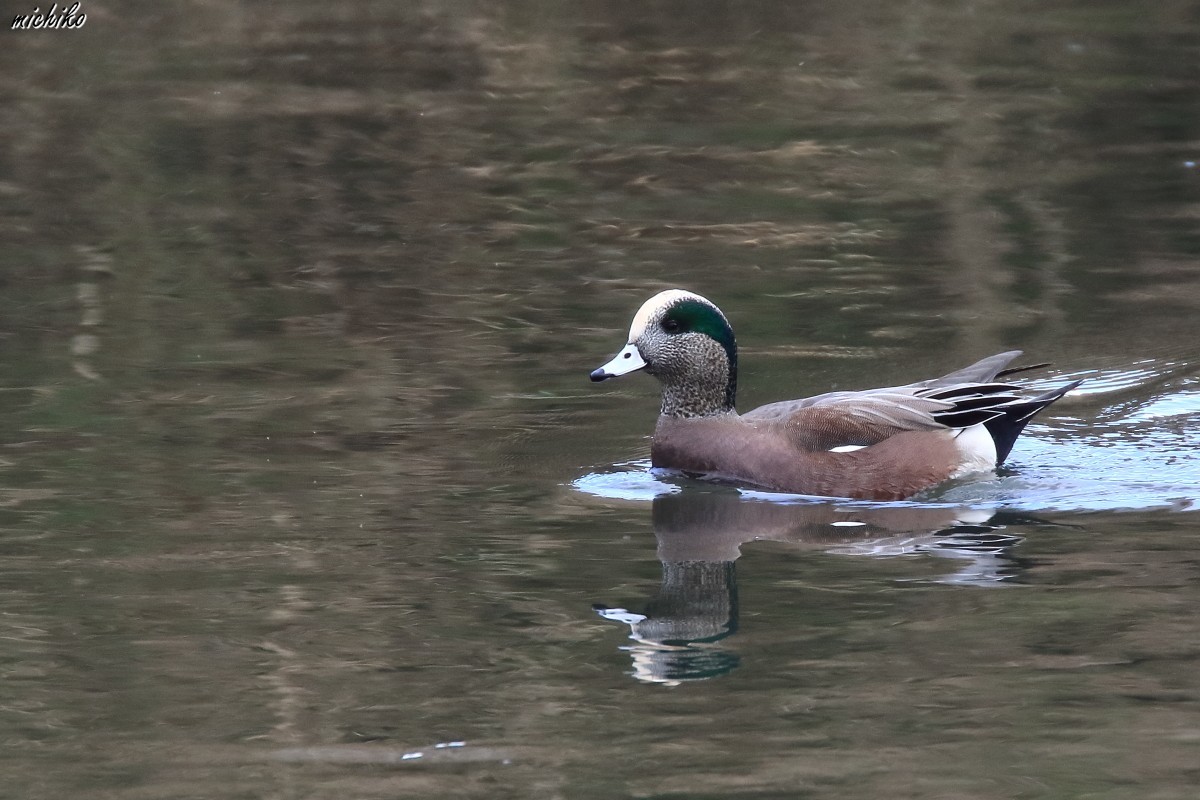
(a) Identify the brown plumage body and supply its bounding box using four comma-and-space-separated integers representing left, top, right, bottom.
652, 414, 959, 501
591, 289, 1080, 500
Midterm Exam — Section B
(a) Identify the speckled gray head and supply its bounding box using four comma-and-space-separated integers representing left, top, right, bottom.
590, 289, 738, 417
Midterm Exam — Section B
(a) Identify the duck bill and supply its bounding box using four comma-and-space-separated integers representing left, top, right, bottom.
590, 343, 647, 382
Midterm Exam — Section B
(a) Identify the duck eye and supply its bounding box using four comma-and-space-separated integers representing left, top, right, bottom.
661, 317, 682, 334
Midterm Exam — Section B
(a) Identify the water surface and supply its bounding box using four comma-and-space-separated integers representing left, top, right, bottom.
2, 2, 1199, 798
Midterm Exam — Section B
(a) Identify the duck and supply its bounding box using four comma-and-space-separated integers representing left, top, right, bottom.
589, 289, 1081, 501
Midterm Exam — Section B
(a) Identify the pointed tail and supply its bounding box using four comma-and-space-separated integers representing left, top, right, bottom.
985, 379, 1083, 464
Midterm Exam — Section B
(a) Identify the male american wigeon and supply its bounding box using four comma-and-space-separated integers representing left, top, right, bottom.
590, 289, 1081, 501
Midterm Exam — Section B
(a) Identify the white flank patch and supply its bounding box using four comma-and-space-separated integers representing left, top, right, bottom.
828, 444, 867, 453
951, 423, 998, 477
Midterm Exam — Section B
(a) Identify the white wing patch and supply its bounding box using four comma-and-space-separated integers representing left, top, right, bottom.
828, 444, 867, 453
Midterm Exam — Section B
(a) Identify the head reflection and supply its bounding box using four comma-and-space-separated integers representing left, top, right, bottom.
595, 488, 1027, 685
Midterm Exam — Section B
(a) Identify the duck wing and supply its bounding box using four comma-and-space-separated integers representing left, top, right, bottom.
742, 352, 1055, 453
766, 393, 951, 452
906, 350, 1025, 389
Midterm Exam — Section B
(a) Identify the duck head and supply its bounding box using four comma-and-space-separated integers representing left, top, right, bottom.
591, 289, 738, 418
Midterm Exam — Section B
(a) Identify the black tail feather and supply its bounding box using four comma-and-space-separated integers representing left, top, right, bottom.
983, 379, 1083, 464
926, 383, 1026, 401
995, 362, 1052, 379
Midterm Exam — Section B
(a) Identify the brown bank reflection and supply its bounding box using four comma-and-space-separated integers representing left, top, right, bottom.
596, 490, 1028, 685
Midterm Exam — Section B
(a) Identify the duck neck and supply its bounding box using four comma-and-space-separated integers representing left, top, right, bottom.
659, 350, 737, 419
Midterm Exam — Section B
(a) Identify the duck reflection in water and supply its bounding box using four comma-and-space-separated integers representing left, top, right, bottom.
594, 489, 1030, 685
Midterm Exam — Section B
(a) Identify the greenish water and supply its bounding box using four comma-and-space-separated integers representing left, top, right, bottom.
2, 2, 1199, 798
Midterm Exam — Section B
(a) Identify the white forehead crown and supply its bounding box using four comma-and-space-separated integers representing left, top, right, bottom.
626, 289, 714, 341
